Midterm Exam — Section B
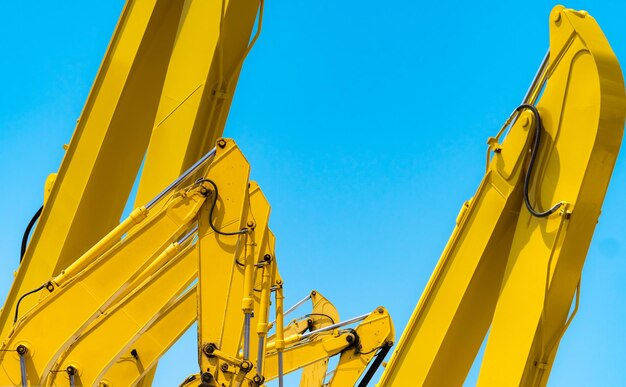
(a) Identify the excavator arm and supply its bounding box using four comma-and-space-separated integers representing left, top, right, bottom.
263, 307, 394, 386
1, 138, 393, 387
0, 1, 263, 384
268, 290, 340, 387
379, 6, 626, 386
0, 140, 277, 387
2, 3, 623, 387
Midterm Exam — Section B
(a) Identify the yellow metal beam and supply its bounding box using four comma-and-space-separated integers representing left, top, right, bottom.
378, 109, 535, 386
264, 332, 356, 381
380, 6, 626, 386
46, 245, 198, 386
196, 140, 272, 385
131, 0, 262, 377
263, 307, 394, 386
101, 285, 197, 386
103, 190, 277, 387
0, 182, 207, 385
329, 307, 394, 386
1, 0, 262, 347
478, 7, 626, 386
134, 0, 262, 205
264, 290, 340, 386
0, 0, 187, 340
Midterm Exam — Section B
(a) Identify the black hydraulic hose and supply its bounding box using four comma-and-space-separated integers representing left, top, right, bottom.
516, 104, 564, 218
20, 205, 43, 262
305, 313, 336, 325
14, 283, 47, 323
358, 341, 393, 386
196, 179, 248, 236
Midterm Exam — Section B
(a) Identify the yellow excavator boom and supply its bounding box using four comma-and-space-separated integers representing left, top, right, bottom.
0, 140, 284, 387
1, 3, 624, 387
379, 6, 626, 386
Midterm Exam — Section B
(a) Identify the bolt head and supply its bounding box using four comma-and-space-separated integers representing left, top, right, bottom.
203, 343, 216, 355
201, 372, 213, 383
241, 360, 253, 372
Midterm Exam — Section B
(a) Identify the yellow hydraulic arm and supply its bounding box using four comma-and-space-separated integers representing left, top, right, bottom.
101, 285, 198, 386
181, 302, 394, 387
263, 306, 394, 387
0, 0, 262, 349
100, 189, 276, 387
44, 244, 198, 386
6, 3, 623, 387
99, 279, 343, 386
479, 9, 625, 383
379, 6, 626, 386
267, 290, 340, 386
0, 140, 281, 387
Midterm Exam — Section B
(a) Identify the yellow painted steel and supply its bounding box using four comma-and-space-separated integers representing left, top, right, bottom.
378, 104, 535, 385
110, 190, 273, 387
196, 139, 272, 386
1, 0, 388, 383
273, 276, 286, 383
263, 307, 394, 386
0, 0, 261, 358
130, 0, 262, 382
478, 6, 626, 386
134, 0, 262, 205
249, 230, 278, 382
265, 332, 357, 380
0, 139, 288, 386
102, 285, 197, 386
263, 290, 340, 386
379, 6, 625, 386
0, 0, 179, 339
295, 292, 340, 387
0, 182, 207, 385
2, 2, 623, 387
328, 307, 394, 386
46, 245, 198, 386
103, 229, 279, 387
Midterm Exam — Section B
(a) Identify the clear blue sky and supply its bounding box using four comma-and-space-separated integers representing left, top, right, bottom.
1, 1, 626, 386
